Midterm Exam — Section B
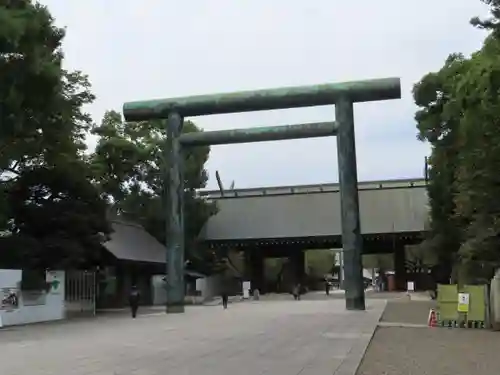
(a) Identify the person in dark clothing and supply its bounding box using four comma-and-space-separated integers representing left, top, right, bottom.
293, 283, 301, 300
129, 285, 140, 318
221, 290, 228, 309
325, 279, 330, 296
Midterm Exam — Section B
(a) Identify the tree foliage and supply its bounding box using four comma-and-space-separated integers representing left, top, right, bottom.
0, 1, 219, 273
5, 164, 110, 269
90, 111, 220, 274
0, 1, 92, 178
0, 0, 110, 269
413, 54, 469, 279
414, 2, 500, 282
0, 0, 221, 275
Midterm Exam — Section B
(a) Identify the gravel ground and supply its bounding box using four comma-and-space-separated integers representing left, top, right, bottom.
381, 299, 436, 325
358, 299, 500, 375
357, 326, 500, 375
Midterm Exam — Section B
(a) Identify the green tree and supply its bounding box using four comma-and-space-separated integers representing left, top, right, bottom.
91, 111, 220, 273
1, 1, 91, 181
414, 1, 500, 282
4, 163, 110, 269
451, 35, 500, 281
0, 0, 110, 269
412, 53, 470, 281
471, 0, 500, 34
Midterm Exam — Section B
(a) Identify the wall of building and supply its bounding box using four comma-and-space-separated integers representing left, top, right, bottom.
0, 269, 65, 327
202, 182, 428, 240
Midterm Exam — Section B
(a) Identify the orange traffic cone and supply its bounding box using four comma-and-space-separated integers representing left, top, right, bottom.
428, 308, 438, 327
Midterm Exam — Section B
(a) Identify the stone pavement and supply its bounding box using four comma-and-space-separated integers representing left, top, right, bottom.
0, 298, 385, 375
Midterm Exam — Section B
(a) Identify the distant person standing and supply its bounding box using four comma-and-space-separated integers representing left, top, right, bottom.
376, 275, 382, 291
377, 269, 387, 292
325, 279, 330, 296
253, 288, 260, 301
221, 289, 229, 309
293, 283, 301, 300
129, 285, 140, 318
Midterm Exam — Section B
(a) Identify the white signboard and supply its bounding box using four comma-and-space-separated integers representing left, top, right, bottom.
242, 281, 251, 299
458, 293, 470, 304
46, 271, 62, 294
406, 281, 415, 292
458, 293, 470, 312
195, 278, 204, 292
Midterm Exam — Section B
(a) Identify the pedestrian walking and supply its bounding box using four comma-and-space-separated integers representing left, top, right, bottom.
221, 290, 228, 309
325, 279, 330, 296
129, 285, 140, 318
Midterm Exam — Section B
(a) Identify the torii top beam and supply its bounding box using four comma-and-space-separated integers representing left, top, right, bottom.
123, 77, 401, 121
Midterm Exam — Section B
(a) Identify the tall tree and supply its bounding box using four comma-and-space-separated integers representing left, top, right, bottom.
0, 0, 110, 269
414, 1, 500, 282
451, 35, 500, 281
0, 1, 90, 181
413, 53, 471, 281
91, 111, 220, 274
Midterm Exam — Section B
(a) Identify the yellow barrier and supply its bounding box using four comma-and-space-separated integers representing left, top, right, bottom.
437, 284, 459, 322
437, 284, 487, 328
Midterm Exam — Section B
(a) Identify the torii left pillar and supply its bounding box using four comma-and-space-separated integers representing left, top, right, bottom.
165, 111, 185, 313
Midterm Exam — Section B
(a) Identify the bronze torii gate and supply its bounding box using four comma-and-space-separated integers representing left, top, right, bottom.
123, 77, 401, 313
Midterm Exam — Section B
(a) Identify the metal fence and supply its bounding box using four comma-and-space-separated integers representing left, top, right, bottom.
64, 270, 96, 317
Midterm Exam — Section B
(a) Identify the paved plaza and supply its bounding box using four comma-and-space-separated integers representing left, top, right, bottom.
0, 298, 385, 375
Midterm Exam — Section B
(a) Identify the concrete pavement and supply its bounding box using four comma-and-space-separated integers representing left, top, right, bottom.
0, 298, 385, 375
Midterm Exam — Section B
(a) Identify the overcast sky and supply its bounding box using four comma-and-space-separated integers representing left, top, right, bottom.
40, 0, 489, 189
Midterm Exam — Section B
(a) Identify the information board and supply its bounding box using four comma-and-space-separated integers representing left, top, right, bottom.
457, 292, 470, 313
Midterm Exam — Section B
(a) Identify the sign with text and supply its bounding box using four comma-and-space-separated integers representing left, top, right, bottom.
457, 292, 470, 313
